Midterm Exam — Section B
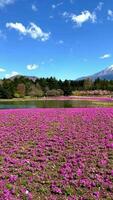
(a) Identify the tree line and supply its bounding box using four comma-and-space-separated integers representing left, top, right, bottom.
0, 76, 113, 98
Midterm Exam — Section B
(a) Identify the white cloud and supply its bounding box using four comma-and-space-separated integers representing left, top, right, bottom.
0, 67, 6, 72
49, 15, 54, 19
6, 22, 51, 41
108, 10, 113, 16
62, 11, 69, 17
41, 61, 45, 65
6, 22, 26, 34
27, 64, 38, 70
0, 0, 15, 8
63, 10, 96, 26
52, 4, 56, 9
58, 40, 64, 44
52, 2, 63, 9
5, 71, 19, 78
100, 54, 111, 59
32, 4, 38, 12
96, 2, 104, 11
63, 2, 105, 27
107, 10, 113, 21
71, 11, 96, 26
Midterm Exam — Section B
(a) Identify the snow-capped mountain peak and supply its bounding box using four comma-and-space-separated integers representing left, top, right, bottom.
77, 64, 113, 80
106, 64, 113, 71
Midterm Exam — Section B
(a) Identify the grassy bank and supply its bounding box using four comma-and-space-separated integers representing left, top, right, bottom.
0, 96, 113, 102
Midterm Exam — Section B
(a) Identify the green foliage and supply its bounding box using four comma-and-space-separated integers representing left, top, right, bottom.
0, 156, 3, 164
16, 83, 26, 97
6, 183, 13, 190
28, 83, 44, 97
14, 93, 21, 98
0, 75, 113, 99
37, 186, 48, 194
21, 179, 28, 186
64, 185, 74, 196
83, 78, 93, 90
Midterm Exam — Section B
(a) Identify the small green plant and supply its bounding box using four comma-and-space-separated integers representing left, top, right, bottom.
37, 186, 48, 194
21, 179, 28, 186
6, 183, 13, 190
76, 188, 85, 196
64, 186, 74, 196
0, 156, 3, 164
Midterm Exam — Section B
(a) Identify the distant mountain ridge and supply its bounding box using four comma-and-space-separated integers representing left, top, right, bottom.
9, 75, 37, 82
4, 65, 113, 81
77, 65, 113, 80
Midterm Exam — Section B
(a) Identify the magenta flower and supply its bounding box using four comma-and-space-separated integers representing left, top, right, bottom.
9, 175, 18, 183
76, 168, 83, 176
0, 108, 112, 199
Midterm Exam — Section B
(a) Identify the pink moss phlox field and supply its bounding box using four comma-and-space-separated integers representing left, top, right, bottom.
0, 108, 113, 200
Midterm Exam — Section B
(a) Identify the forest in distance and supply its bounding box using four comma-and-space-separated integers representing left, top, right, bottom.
0, 76, 113, 99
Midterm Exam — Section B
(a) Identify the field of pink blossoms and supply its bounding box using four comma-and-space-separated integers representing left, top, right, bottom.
0, 108, 113, 200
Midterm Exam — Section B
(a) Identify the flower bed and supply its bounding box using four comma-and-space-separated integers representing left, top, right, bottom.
0, 108, 113, 199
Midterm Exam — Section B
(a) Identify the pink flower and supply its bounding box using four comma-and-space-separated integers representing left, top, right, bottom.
9, 175, 18, 183
76, 168, 82, 176
93, 191, 100, 199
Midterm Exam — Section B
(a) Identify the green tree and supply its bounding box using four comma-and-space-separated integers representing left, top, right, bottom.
16, 83, 26, 97
83, 78, 93, 90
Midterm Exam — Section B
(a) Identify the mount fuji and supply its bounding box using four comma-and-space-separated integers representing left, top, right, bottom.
77, 65, 113, 80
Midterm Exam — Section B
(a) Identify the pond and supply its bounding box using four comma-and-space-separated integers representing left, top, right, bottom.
0, 99, 112, 109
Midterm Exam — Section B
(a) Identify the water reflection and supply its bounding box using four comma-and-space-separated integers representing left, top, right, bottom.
0, 100, 99, 109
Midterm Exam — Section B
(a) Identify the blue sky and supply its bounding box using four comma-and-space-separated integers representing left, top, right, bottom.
0, 0, 113, 80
